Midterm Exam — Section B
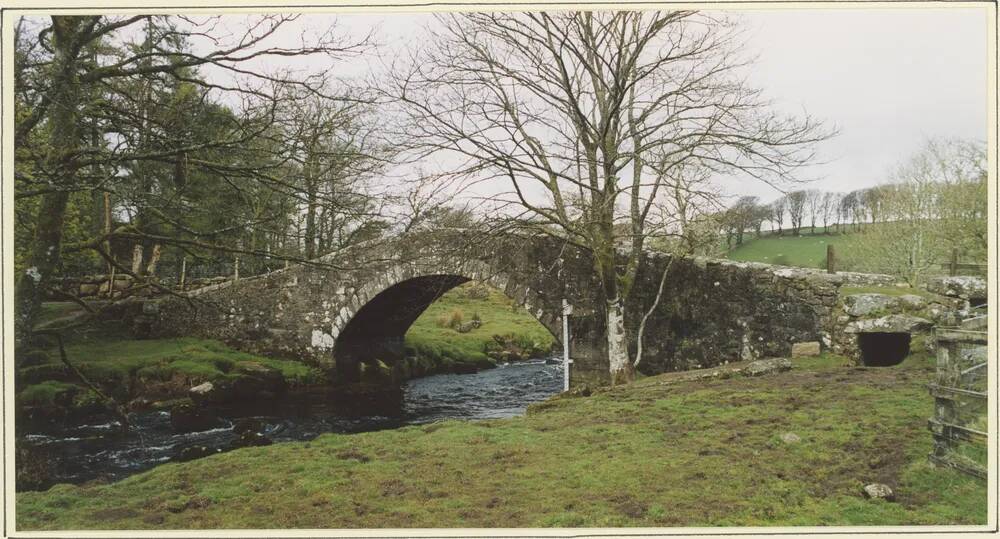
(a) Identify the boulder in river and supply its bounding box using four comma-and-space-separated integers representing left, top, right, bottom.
451, 362, 479, 374
229, 431, 273, 450
188, 382, 217, 405
226, 362, 287, 400
169, 401, 224, 434
174, 445, 223, 462
232, 418, 265, 435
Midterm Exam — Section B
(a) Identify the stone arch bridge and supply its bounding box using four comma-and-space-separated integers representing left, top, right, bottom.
147, 229, 897, 386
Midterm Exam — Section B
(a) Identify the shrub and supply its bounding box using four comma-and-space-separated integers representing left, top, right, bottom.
19, 381, 78, 407
459, 282, 491, 299
446, 309, 464, 329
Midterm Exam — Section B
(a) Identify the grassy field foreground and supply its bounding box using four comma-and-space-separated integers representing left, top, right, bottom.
16, 352, 986, 529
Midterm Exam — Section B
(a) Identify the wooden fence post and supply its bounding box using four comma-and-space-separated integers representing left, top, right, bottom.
179, 256, 187, 289
826, 244, 836, 274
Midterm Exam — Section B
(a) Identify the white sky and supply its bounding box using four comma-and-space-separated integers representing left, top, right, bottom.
259, 6, 989, 204
26, 7, 989, 206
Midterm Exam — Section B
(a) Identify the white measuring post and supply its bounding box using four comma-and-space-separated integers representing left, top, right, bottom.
562, 299, 573, 392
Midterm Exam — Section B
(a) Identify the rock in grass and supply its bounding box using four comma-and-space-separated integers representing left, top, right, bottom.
743, 358, 792, 377
862, 483, 895, 501
780, 432, 801, 444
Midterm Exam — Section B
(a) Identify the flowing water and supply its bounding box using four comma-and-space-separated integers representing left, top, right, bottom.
21, 357, 564, 489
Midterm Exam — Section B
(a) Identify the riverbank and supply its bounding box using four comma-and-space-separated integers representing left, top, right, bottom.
16, 350, 986, 529
17, 283, 555, 425
403, 281, 556, 373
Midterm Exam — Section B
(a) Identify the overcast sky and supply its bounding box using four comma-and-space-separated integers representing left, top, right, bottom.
263, 6, 988, 204
41, 6, 987, 206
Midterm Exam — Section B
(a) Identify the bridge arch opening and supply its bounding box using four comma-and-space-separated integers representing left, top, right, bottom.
332, 275, 559, 384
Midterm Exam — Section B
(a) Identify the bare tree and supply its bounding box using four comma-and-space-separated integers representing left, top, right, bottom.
389, 11, 829, 384
819, 191, 841, 233
804, 189, 822, 233
785, 190, 807, 235
725, 196, 759, 246
14, 15, 368, 346
769, 197, 787, 236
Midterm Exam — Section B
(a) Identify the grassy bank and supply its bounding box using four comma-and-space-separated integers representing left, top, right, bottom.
19, 282, 555, 413
16, 349, 986, 529
17, 336, 326, 413
403, 282, 556, 370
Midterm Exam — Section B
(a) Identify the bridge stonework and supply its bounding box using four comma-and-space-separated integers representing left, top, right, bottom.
147, 230, 897, 386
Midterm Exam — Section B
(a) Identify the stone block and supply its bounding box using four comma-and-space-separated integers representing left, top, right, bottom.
844, 314, 933, 334
925, 276, 986, 301
842, 293, 899, 317
791, 341, 821, 357
898, 294, 926, 310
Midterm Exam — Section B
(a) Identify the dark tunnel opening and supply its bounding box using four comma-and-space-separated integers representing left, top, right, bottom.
858, 332, 910, 367
333, 274, 470, 382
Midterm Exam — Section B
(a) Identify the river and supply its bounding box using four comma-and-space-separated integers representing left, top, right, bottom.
21, 357, 564, 489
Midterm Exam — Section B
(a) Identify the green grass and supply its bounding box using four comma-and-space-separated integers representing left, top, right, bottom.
17, 381, 79, 407
404, 283, 556, 368
15, 349, 987, 529
727, 228, 863, 269
18, 336, 326, 408
65, 337, 322, 385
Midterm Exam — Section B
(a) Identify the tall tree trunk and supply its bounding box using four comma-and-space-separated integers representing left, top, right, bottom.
14, 17, 85, 348
304, 175, 317, 260
606, 297, 632, 385
145, 244, 162, 276
131, 245, 144, 275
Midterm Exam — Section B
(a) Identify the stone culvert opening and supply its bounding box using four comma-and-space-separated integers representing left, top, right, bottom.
858, 332, 910, 367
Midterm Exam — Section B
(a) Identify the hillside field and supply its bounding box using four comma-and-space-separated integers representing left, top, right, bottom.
725, 227, 862, 269
16, 347, 987, 529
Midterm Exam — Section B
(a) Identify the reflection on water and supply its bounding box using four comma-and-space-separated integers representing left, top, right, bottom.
22, 357, 563, 488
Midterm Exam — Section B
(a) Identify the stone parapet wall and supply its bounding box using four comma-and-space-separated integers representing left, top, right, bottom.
132, 229, 980, 386
47, 274, 233, 300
